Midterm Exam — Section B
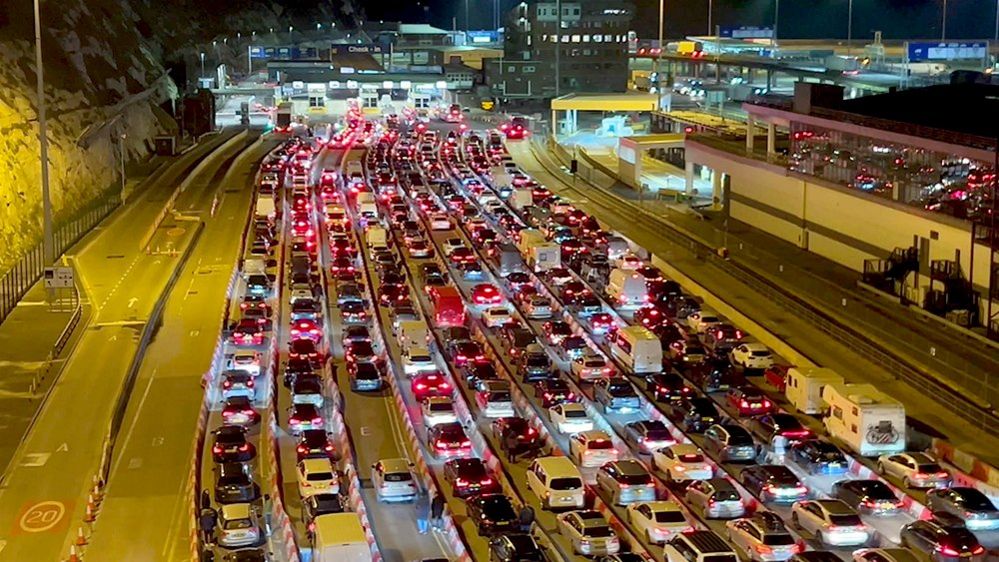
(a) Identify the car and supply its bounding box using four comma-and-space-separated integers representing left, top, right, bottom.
746, 413, 812, 447
623, 420, 676, 454
302, 493, 348, 527
430, 213, 452, 230
668, 339, 707, 365
740, 465, 809, 503
535, 378, 575, 408
419, 395, 459, 428
411, 371, 452, 402
593, 376, 639, 412
684, 478, 746, 519
518, 345, 552, 382
557, 510, 620, 556
447, 340, 485, 367
503, 326, 536, 358
569, 430, 619, 468
217, 503, 261, 548
899, 516, 986, 562
482, 306, 514, 327
831, 479, 903, 515
523, 295, 553, 319
627, 500, 692, 545
729, 343, 775, 370
787, 440, 848, 476
725, 387, 775, 417
348, 361, 384, 392
213, 462, 261, 504
925, 487, 999, 530
229, 351, 262, 377
344, 340, 377, 365
876, 452, 952, 489
791, 499, 871, 546
295, 429, 335, 461
571, 352, 614, 382
467, 494, 520, 536
542, 321, 573, 345
653, 443, 713, 482
596, 460, 655, 505
231, 319, 264, 346
687, 309, 721, 334
549, 403, 594, 434
221, 396, 259, 426
291, 297, 321, 321
212, 426, 255, 463
472, 283, 504, 306
725, 512, 803, 561
371, 458, 418, 502
407, 240, 434, 258
558, 335, 590, 361
289, 318, 322, 342
221, 370, 256, 400
427, 422, 473, 459
475, 380, 515, 418
288, 338, 322, 362
444, 458, 501, 498
852, 549, 921, 562
492, 416, 542, 457
667, 397, 719, 433
589, 312, 616, 334
703, 423, 759, 463
464, 361, 500, 389
287, 403, 324, 434
297, 458, 339, 498
488, 534, 545, 562
646, 372, 694, 403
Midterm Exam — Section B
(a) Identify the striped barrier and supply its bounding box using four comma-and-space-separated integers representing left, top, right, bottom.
932, 440, 999, 493
267, 417, 301, 562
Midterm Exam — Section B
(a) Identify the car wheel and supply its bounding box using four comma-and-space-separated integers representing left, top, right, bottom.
647, 529, 657, 544
791, 513, 800, 529
903, 477, 911, 488
877, 462, 886, 475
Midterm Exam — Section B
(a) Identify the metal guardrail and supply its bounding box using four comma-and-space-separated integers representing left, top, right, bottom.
53, 305, 83, 358
540, 139, 998, 431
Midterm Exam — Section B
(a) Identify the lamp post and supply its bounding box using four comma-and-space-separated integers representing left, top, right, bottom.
772, 0, 780, 52
555, 0, 562, 97
655, 0, 664, 109
846, 0, 853, 54
707, 0, 712, 36
941, 0, 947, 40
465, 0, 470, 32
33, 0, 53, 264
200, 52, 205, 78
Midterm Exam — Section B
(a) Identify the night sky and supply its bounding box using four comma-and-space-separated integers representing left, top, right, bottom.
361, 0, 998, 41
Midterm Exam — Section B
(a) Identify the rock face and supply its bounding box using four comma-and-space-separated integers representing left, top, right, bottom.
0, 0, 357, 271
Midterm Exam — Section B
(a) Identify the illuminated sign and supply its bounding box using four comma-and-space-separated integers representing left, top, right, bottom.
906, 41, 988, 62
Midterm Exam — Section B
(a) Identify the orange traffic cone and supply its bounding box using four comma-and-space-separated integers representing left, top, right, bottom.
83, 503, 96, 523
75, 527, 87, 546
91, 485, 103, 504
68, 545, 81, 562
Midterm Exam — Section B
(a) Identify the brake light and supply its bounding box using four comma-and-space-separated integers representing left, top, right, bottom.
297, 445, 306, 454
914, 472, 928, 479
290, 418, 301, 425
312, 417, 323, 424
460, 440, 471, 447
972, 546, 985, 555
223, 380, 232, 388
325, 444, 334, 452
213, 445, 223, 454
938, 546, 960, 556
238, 444, 249, 452
754, 545, 773, 554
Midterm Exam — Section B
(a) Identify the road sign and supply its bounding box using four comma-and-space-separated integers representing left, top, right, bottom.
17, 501, 67, 534
906, 41, 988, 62
330, 44, 383, 56
43, 267, 73, 289
718, 26, 774, 39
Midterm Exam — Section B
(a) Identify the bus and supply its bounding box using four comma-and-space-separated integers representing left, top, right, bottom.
610, 326, 662, 374
428, 286, 466, 327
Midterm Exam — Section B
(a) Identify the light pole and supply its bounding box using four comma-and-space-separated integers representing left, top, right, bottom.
118, 132, 127, 204
772, 0, 780, 52
555, 0, 562, 97
941, 0, 947, 40
707, 0, 712, 36
995, 0, 998, 41
32, 0, 53, 264
200, 52, 205, 77
655, 0, 664, 109
465, 0, 470, 32
846, 0, 853, 54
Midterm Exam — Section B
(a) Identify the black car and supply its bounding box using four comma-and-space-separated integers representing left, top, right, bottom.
442, 326, 472, 342
302, 493, 348, 525
667, 397, 719, 433
296, 429, 335, 461
220, 548, 269, 562
489, 533, 545, 562
502, 326, 537, 358
284, 357, 321, 388
444, 458, 501, 498
900, 516, 986, 562
518, 349, 551, 382
687, 358, 742, 393
831, 479, 902, 515
211, 426, 255, 463
466, 494, 519, 536
597, 555, 646, 562
213, 462, 260, 504
348, 361, 384, 391
740, 465, 808, 503
645, 372, 693, 402
746, 413, 812, 445
464, 361, 500, 389
535, 378, 574, 408
787, 440, 848, 476
491, 416, 542, 457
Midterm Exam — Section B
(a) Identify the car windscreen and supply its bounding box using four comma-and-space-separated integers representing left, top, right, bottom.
829, 514, 863, 526
549, 477, 582, 490
654, 510, 687, 523
384, 472, 412, 482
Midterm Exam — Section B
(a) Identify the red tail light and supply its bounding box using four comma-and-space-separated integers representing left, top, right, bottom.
238, 444, 250, 452
312, 417, 323, 424
213, 445, 223, 454
297, 445, 307, 454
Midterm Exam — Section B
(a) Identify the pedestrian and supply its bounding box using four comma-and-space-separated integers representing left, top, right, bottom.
518, 504, 535, 532
415, 491, 430, 534
199, 505, 217, 544
505, 432, 521, 463
200, 489, 210, 510
430, 491, 446, 530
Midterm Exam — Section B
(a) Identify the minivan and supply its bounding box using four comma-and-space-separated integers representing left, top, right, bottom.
526, 456, 585, 510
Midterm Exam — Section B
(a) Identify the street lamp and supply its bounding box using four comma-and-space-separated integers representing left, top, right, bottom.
200, 51, 205, 77
941, 0, 948, 40
655, 0, 664, 108
32, 0, 53, 264
846, 0, 853, 54
707, 0, 713, 36
772, 0, 780, 53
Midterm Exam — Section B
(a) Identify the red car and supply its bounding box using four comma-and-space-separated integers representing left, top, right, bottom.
634, 306, 666, 330
292, 217, 315, 239
412, 372, 453, 402
588, 312, 616, 334
471, 284, 503, 306
726, 386, 775, 416
290, 318, 322, 342
231, 319, 264, 346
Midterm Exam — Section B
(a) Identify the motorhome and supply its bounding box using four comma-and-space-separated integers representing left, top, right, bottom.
822, 383, 906, 457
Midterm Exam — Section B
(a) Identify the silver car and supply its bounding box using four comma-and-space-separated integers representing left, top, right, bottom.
685, 478, 746, 520
925, 487, 999, 531
595, 460, 656, 505
704, 424, 758, 463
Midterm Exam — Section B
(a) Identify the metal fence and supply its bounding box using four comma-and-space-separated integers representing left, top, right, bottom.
0, 190, 120, 325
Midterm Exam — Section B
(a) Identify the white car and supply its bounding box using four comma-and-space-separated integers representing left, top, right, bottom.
371, 458, 418, 502
852, 549, 920, 562
290, 287, 314, 302
557, 510, 620, 557
729, 343, 774, 370
613, 253, 644, 271
687, 309, 721, 334
217, 503, 261, 548
570, 351, 611, 382
627, 501, 693, 544
296, 458, 340, 498
726, 513, 801, 562
402, 347, 436, 376
653, 444, 713, 482
549, 403, 594, 434
430, 214, 452, 230
442, 237, 465, 256
421, 397, 458, 427
220, 370, 256, 400
569, 430, 619, 468
790, 499, 871, 547
484, 200, 505, 215
481, 306, 513, 328
229, 351, 262, 378
876, 452, 952, 489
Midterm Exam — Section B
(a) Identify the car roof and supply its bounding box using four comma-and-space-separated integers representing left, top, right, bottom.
813, 499, 856, 514
578, 430, 611, 441
221, 503, 252, 519
378, 458, 411, 473
301, 458, 333, 471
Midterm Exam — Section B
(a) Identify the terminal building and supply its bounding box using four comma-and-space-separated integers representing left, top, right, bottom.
680, 77, 999, 333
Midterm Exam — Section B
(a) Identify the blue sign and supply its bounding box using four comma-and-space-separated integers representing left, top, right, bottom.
331, 44, 384, 55
250, 46, 268, 59
906, 41, 988, 62
718, 26, 774, 39
467, 30, 500, 44
251, 46, 319, 60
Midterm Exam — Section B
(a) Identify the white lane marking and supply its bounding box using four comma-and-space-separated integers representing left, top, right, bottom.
20, 453, 50, 467
109, 368, 158, 476
55, 443, 68, 453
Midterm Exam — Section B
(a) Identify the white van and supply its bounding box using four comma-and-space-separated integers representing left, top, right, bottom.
312, 513, 372, 562
605, 236, 630, 261
526, 456, 585, 510
366, 226, 389, 255
785, 367, 844, 415
610, 326, 663, 374
397, 320, 429, 352
822, 383, 906, 457
254, 196, 275, 220
357, 192, 378, 219
606, 268, 649, 308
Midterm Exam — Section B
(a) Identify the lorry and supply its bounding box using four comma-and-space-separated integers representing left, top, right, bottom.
255, 196, 275, 221
493, 242, 524, 277
365, 226, 389, 254
356, 192, 378, 220
510, 188, 533, 212
429, 286, 466, 327
606, 268, 649, 308
489, 165, 513, 190
666, 41, 703, 56
785, 367, 843, 415
275, 102, 293, 133
312, 513, 372, 562
821, 382, 906, 457
516, 229, 561, 272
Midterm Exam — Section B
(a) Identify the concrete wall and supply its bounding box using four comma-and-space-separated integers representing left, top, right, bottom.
685, 141, 994, 309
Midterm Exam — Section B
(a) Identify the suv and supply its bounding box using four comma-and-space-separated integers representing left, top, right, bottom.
667, 397, 719, 433
703, 424, 759, 463
663, 530, 739, 562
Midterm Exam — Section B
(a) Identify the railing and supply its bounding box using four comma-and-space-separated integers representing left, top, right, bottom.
0, 190, 120, 325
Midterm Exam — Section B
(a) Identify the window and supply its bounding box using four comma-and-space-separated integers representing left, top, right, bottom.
573, 7, 580, 15
832, 406, 843, 420
507, 65, 516, 72
604, 34, 612, 42
362, 96, 377, 108
593, 35, 603, 42
571, 35, 580, 42
308, 96, 324, 108
582, 34, 590, 42
851, 424, 858, 433
523, 65, 536, 73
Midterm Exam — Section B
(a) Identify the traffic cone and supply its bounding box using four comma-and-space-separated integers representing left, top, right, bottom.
68, 545, 81, 562
91, 485, 102, 504
75, 527, 87, 546
83, 503, 95, 523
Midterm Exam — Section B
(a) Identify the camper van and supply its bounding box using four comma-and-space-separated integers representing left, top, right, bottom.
822, 383, 906, 457
785, 367, 844, 415
611, 326, 663, 374
606, 268, 649, 308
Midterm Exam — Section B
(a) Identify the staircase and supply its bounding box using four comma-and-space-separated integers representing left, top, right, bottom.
924, 259, 980, 326
862, 246, 919, 295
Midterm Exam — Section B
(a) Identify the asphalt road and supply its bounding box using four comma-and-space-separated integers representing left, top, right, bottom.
84, 133, 276, 561
0, 128, 247, 562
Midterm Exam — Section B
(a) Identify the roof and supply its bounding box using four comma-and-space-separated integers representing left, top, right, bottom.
551, 92, 659, 112
399, 24, 450, 35
836, 83, 999, 141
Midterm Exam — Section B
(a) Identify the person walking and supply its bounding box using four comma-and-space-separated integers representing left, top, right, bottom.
200, 490, 211, 510
505, 431, 521, 463
415, 491, 431, 534
199, 505, 218, 544
518, 504, 535, 532
430, 491, 446, 530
